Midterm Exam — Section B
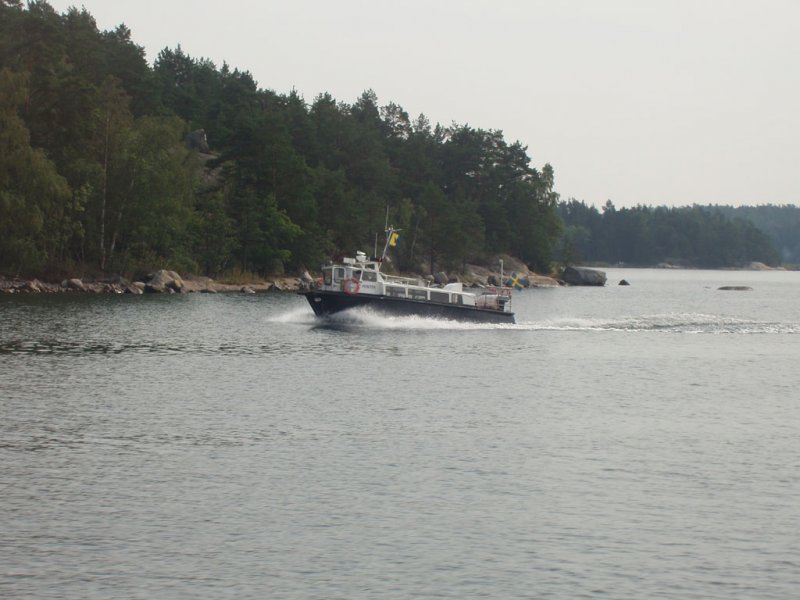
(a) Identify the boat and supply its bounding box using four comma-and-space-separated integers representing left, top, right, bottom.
302, 229, 515, 324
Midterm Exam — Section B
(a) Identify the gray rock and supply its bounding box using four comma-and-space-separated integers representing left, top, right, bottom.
562, 266, 607, 286
20, 280, 42, 293
67, 278, 85, 291
718, 286, 753, 291
434, 271, 449, 285
184, 129, 210, 153
145, 269, 185, 293
619, 279, 630, 286
166, 270, 184, 292
241, 286, 256, 294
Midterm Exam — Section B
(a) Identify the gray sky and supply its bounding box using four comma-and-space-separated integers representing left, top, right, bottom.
49, 0, 800, 208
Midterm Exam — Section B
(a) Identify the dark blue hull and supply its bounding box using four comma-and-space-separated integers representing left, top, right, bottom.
303, 290, 515, 324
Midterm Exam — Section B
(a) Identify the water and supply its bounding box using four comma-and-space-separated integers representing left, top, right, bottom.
2, 269, 799, 599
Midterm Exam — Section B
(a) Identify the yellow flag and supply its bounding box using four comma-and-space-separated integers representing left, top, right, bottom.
389, 232, 399, 247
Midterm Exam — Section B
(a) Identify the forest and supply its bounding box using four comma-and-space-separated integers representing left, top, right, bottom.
557, 201, 786, 268
0, 1, 793, 281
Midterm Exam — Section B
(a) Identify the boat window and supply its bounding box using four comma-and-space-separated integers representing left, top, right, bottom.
430, 291, 450, 304
323, 268, 332, 285
408, 289, 427, 301
386, 286, 406, 297
334, 267, 345, 281
362, 271, 377, 282
452, 294, 463, 305
351, 270, 362, 280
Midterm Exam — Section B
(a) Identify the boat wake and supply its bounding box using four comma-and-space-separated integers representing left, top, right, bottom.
272, 307, 798, 334
266, 307, 317, 325
279, 305, 515, 330
516, 313, 800, 334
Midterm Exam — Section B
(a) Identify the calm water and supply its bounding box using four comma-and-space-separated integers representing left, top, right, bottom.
2, 269, 799, 599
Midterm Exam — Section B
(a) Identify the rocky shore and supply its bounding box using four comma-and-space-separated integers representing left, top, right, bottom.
0, 270, 311, 295
3, 259, 784, 296
0, 257, 563, 295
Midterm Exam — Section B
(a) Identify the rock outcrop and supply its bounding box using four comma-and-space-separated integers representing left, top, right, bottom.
562, 266, 607, 286
144, 270, 185, 294
185, 129, 210, 153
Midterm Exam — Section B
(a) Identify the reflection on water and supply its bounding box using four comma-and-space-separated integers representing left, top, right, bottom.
2, 269, 800, 599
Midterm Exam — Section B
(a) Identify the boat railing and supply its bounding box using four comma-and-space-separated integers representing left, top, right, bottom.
479, 286, 513, 297
382, 273, 427, 287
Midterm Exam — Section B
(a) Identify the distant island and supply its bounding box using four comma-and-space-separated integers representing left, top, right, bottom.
0, 2, 795, 288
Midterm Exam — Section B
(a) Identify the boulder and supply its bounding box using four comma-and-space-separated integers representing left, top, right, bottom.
619, 279, 630, 286
19, 279, 42, 293
144, 269, 185, 293
241, 286, 256, 294
562, 266, 607, 286
528, 274, 561, 288
434, 271, 449, 285
718, 286, 753, 291
67, 278, 85, 291
184, 129, 210, 153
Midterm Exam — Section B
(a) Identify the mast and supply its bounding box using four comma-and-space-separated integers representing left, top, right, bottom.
381, 226, 395, 261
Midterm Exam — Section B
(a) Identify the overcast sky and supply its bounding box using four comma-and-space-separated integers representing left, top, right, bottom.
48, 0, 800, 208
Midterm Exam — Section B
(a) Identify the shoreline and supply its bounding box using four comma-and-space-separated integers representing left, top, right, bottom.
3, 261, 787, 296
0, 272, 307, 295
0, 265, 563, 296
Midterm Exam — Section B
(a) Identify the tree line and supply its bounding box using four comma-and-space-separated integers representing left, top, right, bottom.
1, 2, 791, 280
557, 200, 782, 268
0, 1, 560, 279
706, 205, 800, 265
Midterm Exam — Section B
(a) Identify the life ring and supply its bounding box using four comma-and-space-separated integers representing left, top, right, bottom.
342, 277, 360, 296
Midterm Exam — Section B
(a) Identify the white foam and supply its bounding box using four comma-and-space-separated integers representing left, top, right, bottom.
516, 313, 799, 334
267, 307, 317, 324
279, 306, 799, 334
318, 306, 516, 331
